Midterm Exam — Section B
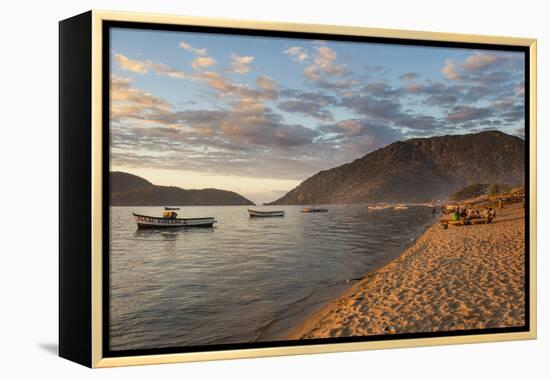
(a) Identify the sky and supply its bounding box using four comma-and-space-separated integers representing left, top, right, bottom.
109, 27, 525, 204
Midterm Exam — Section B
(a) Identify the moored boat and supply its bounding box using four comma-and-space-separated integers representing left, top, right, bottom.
247, 209, 285, 217
368, 205, 392, 210
301, 207, 328, 213
133, 212, 217, 229
394, 204, 409, 210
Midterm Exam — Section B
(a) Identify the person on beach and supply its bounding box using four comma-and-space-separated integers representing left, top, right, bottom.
432, 207, 436, 217
483, 206, 493, 224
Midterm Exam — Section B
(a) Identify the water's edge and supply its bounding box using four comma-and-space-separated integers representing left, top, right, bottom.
257, 215, 440, 341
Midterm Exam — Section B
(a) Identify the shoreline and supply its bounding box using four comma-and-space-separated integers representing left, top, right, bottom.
260, 211, 439, 342
288, 203, 525, 339
285, 221, 438, 339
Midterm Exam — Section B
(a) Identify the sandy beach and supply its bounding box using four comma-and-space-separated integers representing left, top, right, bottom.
290, 202, 526, 339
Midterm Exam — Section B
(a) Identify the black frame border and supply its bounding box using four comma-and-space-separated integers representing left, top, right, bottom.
101, 20, 531, 359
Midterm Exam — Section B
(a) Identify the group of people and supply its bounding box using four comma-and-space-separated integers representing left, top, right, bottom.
455, 205, 496, 224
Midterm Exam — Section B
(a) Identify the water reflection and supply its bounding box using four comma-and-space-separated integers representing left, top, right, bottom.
110, 205, 435, 350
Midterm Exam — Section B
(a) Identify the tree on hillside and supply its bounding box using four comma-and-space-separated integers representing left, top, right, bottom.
449, 183, 489, 201
487, 183, 499, 196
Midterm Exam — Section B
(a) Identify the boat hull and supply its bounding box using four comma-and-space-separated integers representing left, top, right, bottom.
133, 213, 217, 229
247, 209, 285, 217
301, 208, 328, 213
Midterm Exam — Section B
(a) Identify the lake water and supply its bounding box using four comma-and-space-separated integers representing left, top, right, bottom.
109, 205, 436, 351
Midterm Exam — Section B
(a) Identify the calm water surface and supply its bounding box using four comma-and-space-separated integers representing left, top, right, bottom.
109, 205, 436, 350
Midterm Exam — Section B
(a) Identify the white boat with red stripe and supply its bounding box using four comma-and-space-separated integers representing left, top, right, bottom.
133, 212, 217, 229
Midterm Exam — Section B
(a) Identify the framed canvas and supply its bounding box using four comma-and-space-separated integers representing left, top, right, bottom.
59, 10, 537, 368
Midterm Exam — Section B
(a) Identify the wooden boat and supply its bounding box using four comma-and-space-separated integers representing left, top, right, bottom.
133, 212, 217, 229
368, 205, 391, 210
439, 217, 492, 227
247, 209, 285, 217
301, 207, 328, 213
394, 205, 408, 210
164, 206, 180, 210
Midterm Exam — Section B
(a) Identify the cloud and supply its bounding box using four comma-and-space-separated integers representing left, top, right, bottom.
114, 54, 149, 73
441, 52, 523, 84
283, 46, 309, 62
491, 97, 515, 111
304, 65, 320, 80
151, 63, 186, 79
195, 71, 234, 93
423, 94, 459, 107
363, 82, 403, 98
110, 75, 172, 122
193, 71, 276, 101
516, 83, 525, 96
446, 105, 494, 123
110, 73, 316, 155
322, 119, 381, 138
304, 46, 347, 81
279, 88, 338, 106
501, 104, 524, 123
340, 95, 403, 120
220, 118, 319, 148
277, 100, 334, 122
316, 79, 359, 91
320, 119, 404, 157
401, 80, 463, 107
395, 114, 442, 131
403, 81, 424, 94
228, 54, 255, 74
399, 72, 420, 81
442, 59, 460, 80
153, 100, 318, 149
114, 53, 185, 79
111, 76, 171, 110
401, 78, 516, 109
256, 76, 276, 90
191, 56, 217, 70
323, 119, 401, 140
179, 41, 207, 56
461, 53, 500, 71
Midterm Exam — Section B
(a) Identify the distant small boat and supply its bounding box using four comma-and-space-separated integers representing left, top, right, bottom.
248, 209, 285, 217
368, 205, 391, 210
301, 207, 328, 213
394, 205, 409, 210
133, 212, 216, 229
164, 207, 180, 210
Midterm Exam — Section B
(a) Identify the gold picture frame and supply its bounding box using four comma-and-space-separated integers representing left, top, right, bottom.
59, 10, 537, 368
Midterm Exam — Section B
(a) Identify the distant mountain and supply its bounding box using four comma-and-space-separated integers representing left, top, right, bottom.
111, 171, 153, 193
110, 171, 255, 206
269, 131, 525, 205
